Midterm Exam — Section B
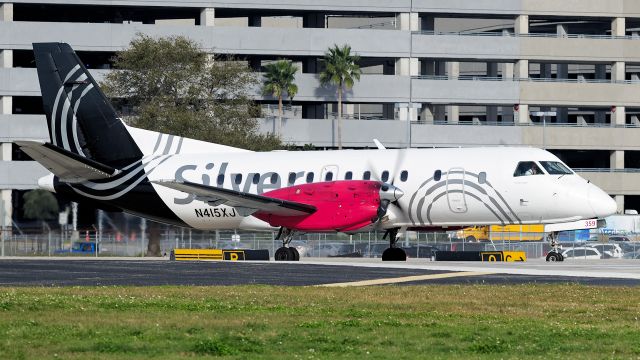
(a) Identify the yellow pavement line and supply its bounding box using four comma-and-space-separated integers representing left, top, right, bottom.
319, 271, 495, 287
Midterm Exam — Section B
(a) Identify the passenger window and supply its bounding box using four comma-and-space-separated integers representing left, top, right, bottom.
478, 172, 487, 184
252, 173, 260, 185
217, 174, 224, 186
400, 170, 408, 182
325, 172, 333, 181
270, 173, 278, 184
288, 172, 296, 185
381, 171, 389, 182
363, 171, 371, 180
514, 161, 544, 177
234, 174, 242, 185
306, 172, 314, 183
345, 171, 353, 180
434, 170, 442, 181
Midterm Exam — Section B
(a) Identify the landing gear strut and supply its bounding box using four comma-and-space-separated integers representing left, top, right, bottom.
274, 227, 300, 261
545, 232, 564, 262
381, 228, 406, 261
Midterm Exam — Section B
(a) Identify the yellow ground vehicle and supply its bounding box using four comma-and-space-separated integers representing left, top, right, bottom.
456, 225, 545, 242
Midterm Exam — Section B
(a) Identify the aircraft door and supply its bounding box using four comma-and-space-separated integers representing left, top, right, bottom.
446, 167, 468, 213
320, 165, 339, 182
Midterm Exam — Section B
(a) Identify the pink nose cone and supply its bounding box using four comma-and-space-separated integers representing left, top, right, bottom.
37, 174, 56, 193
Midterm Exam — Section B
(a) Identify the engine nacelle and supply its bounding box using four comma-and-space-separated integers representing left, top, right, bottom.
253, 181, 382, 232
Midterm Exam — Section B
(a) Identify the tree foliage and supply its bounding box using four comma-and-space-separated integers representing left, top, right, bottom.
102, 34, 281, 151
319, 44, 361, 149
262, 60, 298, 117
23, 190, 59, 221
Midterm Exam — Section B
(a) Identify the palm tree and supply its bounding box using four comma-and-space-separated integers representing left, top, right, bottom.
320, 44, 361, 149
262, 60, 298, 134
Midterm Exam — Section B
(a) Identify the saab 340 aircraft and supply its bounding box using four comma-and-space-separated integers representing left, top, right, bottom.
19, 43, 617, 261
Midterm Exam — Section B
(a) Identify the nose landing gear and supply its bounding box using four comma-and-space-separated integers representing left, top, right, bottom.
545, 232, 564, 262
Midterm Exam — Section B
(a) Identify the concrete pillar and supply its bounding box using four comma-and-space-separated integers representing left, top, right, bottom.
515, 104, 530, 124
502, 62, 514, 80
515, 15, 529, 35
1, 189, 11, 233
396, 12, 419, 31
420, 104, 434, 124
557, 24, 568, 37
446, 61, 459, 123
614, 195, 624, 214
344, 104, 355, 119
1, 3, 13, 21
612, 61, 626, 82
0, 96, 11, 114
395, 58, 418, 76
515, 60, 529, 79
611, 150, 624, 169
1, 1, 15, 236
612, 106, 626, 126
0, 49, 12, 68
303, 14, 325, 28
612, 17, 626, 37
447, 105, 459, 124
248, 16, 261, 27
0, 143, 10, 161
199, 8, 215, 26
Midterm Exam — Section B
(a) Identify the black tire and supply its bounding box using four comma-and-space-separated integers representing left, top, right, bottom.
466, 236, 477, 242
558, 253, 565, 262
288, 247, 300, 261
382, 247, 407, 261
275, 247, 291, 261
546, 252, 560, 262
394, 247, 407, 261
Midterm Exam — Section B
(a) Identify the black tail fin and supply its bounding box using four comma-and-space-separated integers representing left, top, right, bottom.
33, 43, 142, 168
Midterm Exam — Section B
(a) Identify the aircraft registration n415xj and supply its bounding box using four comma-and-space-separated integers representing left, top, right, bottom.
20, 43, 617, 261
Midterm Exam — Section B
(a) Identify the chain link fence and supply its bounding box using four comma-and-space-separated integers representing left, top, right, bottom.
2, 228, 640, 260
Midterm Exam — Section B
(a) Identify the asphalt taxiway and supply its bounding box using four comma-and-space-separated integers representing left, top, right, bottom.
0, 257, 639, 286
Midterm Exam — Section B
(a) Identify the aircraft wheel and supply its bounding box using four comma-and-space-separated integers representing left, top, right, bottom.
288, 247, 300, 261
558, 253, 565, 262
275, 247, 292, 261
382, 247, 407, 261
546, 252, 560, 262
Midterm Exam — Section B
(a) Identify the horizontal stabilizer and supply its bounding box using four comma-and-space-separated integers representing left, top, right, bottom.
153, 180, 317, 217
16, 140, 119, 183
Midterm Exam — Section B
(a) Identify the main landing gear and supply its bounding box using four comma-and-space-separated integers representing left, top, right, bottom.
274, 227, 300, 261
381, 228, 406, 261
545, 232, 564, 262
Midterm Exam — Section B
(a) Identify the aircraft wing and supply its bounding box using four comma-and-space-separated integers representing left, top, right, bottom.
15, 140, 119, 183
153, 180, 317, 217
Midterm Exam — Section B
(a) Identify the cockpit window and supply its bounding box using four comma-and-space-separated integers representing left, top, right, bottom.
540, 161, 573, 175
514, 161, 544, 177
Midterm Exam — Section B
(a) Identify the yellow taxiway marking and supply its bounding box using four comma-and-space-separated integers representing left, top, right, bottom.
319, 271, 495, 287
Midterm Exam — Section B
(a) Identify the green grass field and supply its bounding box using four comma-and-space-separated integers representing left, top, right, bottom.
0, 285, 639, 359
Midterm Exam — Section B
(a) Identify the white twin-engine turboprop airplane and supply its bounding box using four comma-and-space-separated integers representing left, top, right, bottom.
20, 43, 617, 261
